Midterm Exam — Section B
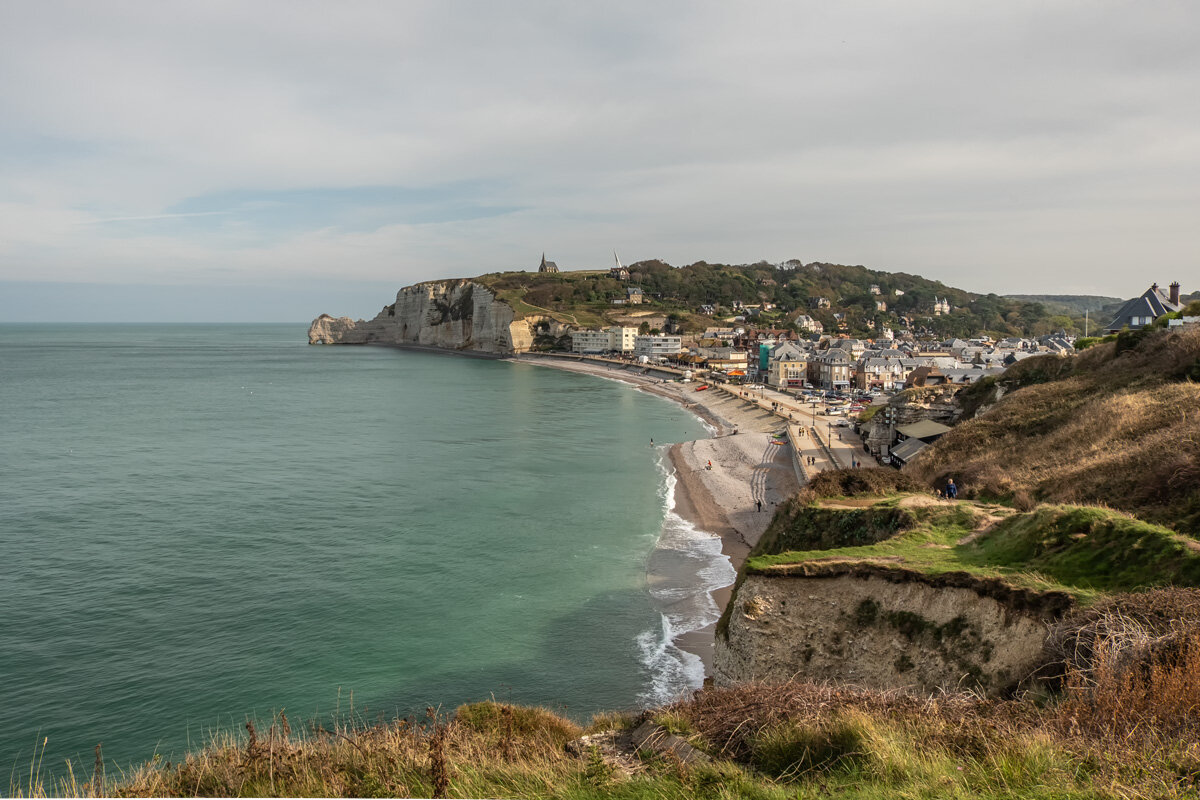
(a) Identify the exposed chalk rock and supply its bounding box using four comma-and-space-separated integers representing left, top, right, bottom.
308, 280, 569, 354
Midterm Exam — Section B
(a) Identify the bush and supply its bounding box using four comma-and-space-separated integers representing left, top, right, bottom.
756, 504, 917, 555
750, 715, 870, 779
1059, 624, 1200, 745
1043, 588, 1200, 685
453, 701, 580, 755
799, 468, 928, 503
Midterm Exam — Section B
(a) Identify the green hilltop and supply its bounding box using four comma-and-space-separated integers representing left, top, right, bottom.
471, 260, 1101, 339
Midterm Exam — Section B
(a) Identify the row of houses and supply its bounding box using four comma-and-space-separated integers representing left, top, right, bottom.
757, 343, 986, 392
571, 323, 1084, 389
750, 333, 1081, 391
568, 280, 1193, 387
569, 326, 683, 359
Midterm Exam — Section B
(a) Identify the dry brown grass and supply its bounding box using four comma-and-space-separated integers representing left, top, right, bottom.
103, 703, 582, 798
1058, 628, 1200, 745
911, 326, 1200, 530
662, 681, 983, 762
21, 681, 1200, 798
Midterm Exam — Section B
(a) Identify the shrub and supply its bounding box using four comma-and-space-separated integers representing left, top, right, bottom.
1059, 625, 1200, 745
453, 701, 580, 759
749, 715, 870, 779
756, 504, 918, 556
798, 468, 928, 503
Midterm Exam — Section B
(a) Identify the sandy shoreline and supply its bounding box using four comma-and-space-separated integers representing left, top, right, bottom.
511, 355, 801, 679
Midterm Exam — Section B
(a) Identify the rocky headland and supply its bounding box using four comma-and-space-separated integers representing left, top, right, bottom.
308, 279, 570, 354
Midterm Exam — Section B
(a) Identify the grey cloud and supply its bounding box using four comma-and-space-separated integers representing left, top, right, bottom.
1, 0, 1198, 310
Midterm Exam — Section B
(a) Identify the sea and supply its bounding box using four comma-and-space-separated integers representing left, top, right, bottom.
0, 323, 733, 780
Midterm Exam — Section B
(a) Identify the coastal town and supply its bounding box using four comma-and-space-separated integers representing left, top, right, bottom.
553, 278, 1194, 471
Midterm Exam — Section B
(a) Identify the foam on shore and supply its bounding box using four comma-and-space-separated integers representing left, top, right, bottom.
636, 452, 737, 705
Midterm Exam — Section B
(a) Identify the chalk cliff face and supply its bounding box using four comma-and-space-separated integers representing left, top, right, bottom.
715, 564, 1069, 696
308, 280, 562, 354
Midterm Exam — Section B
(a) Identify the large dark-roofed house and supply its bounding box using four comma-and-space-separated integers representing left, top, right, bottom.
1104, 282, 1183, 333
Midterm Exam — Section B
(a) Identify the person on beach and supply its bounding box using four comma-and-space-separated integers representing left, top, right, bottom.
706, 460, 712, 470
756, 500, 762, 512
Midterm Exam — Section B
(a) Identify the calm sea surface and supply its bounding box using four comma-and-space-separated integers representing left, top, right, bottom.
0, 324, 721, 778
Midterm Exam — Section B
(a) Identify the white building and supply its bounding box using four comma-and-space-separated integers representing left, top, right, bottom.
570, 326, 638, 354
634, 334, 683, 358
793, 314, 824, 333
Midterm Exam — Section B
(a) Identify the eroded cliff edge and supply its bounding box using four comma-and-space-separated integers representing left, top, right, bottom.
715, 562, 1069, 695
308, 279, 568, 354
710, 487, 1089, 697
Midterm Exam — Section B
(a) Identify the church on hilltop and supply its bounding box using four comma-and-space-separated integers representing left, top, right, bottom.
539, 253, 559, 273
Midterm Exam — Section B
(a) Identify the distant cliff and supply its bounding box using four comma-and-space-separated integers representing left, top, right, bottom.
308, 279, 570, 355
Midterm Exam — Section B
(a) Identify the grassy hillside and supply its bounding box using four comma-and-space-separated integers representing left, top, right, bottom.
909, 322, 1200, 531
470, 261, 1097, 339
1002, 294, 1123, 316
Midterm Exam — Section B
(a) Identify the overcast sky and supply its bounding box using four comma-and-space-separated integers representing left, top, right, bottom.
2, 1, 1197, 321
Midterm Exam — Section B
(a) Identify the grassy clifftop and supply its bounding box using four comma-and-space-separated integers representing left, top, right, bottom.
746, 477, 1200, 603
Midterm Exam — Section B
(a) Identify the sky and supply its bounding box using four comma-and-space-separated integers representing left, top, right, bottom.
1, 1, 1198, 322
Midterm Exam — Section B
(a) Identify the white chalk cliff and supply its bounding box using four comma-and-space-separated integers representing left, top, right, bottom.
308, 279, 566, 354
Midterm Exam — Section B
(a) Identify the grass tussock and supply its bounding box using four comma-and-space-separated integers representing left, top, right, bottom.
911, 325, 1200, 531
796, 467, 930, 505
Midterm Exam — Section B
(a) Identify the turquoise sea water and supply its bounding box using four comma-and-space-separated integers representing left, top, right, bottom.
0, 324, 720, 779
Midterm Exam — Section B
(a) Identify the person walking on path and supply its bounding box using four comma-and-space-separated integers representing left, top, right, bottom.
946, 478, 958, 499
